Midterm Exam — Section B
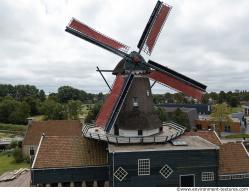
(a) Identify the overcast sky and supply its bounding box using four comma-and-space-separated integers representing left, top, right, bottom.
1, 0, 249, 94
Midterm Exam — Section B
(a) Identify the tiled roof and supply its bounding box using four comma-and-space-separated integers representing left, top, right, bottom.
23, 120, 82, 145
184, 131, 221, 146
219, 142, 249, 174
33, 136, 107, 169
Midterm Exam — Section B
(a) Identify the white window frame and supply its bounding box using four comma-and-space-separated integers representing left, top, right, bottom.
138, 159, 150, 176
179, 174, 195, 187
201, 172, 214, 181
159, 164, 173, 179
113, 167, 128, 181
231, 174, 244, 180
244, 173, 249, 178
219, 175, 231, 180
29, 146, 35, 156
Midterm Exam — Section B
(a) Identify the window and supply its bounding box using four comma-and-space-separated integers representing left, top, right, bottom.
29, 146, 35, 156
138, 130, 143, 136
138, 159, 150, 176
219, 175, 231, 180
180, 175, 195, 187
61, 182, 70, 187
114, 167, 128, 181
133, 97, 138, 107
232, 174, 243, 180
146, 90, 150, 96
85, 181, 94, 187
244, 173, 249, 179
202, 172, 214, 181
50, 183, 58, 187
160, 164, 173, 179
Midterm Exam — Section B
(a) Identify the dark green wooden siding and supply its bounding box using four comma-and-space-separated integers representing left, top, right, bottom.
109, 149, 219, 187
31, 166, 109, 185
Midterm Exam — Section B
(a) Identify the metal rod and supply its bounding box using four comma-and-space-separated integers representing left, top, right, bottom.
96, 69, 113, 72
150, 80, 157, 88
96, 66, 112, 91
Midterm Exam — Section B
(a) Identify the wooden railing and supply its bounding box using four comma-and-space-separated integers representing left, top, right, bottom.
82, 122, 186, 144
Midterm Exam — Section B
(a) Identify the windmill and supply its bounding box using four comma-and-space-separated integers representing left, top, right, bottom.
66, 1, 207, 138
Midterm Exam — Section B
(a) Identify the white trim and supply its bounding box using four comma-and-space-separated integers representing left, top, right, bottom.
242, 142, 249, 157
231, 174, 244, 180
219, 173, 249, 180
244, 173, 249, 178
138, 159, 150, 176
213, 130, 222, 144
159, 164, 173, 179
31, 135, 44, 169
112, 152, 115, 187
179, 174, 195, 187
219, 175, 231, 180
201, 172, 214, 181
113, 167, 128, 181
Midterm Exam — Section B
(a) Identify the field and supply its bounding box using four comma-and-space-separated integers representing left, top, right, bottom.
225, 134, 249, 139
0, 153, 29, 176
0, 123, 27, 139
0, 123, 26, 132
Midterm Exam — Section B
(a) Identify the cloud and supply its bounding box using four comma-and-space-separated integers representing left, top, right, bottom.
0, 0, 248, 94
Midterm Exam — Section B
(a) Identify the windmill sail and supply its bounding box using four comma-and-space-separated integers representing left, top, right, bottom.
146, 60, 206, 100
96, 73, 134, 131
66, 18, 130, 58
137, 1, 171, 55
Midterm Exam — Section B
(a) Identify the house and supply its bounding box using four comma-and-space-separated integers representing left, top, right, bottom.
242, 104, 249, 117
158, 103, 212, 115
31, 136, 108, 187
22, 120, 82, 160
195, 116, 241, 133
27, 119, 249, 187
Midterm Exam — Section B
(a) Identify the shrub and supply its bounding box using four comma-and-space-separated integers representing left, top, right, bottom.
13, 147, 23, 163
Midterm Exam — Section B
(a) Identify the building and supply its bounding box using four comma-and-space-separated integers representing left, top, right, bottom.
242, 104, 249, 117
158, 103, 212, 115
22, 120, 82, 159
195, 117, 241, 133
31, 136, 108, 187
25, 120, 249, 187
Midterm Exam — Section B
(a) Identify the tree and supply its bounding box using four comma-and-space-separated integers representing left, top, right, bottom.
218, 91, 226, 104
228, 96, 239, 107
13, 147, 23, 163
210, 104, 232, 136
41, 100, 66, 120
38, 90, 46, 101
170, 108, 190, 131
85, 104, 101, 123
67, 100, 82, 120
8, 101, 30, 124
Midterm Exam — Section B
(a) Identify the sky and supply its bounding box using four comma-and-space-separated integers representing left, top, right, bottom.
1, 0, 249, 94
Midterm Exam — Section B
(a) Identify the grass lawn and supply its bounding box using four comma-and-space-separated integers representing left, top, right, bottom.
0, 153, 29, 176
225, 134, 249, 139
230, 106, 243, 113
31, 115, 45, 121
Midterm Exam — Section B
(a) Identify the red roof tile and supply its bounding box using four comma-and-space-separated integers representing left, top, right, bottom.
23, 120, 82, 145
33, 136, 107, 168
184, 131, 221, 146
219, 142, 249, 174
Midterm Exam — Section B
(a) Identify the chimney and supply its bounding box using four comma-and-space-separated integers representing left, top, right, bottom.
27, 117, 34, 126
